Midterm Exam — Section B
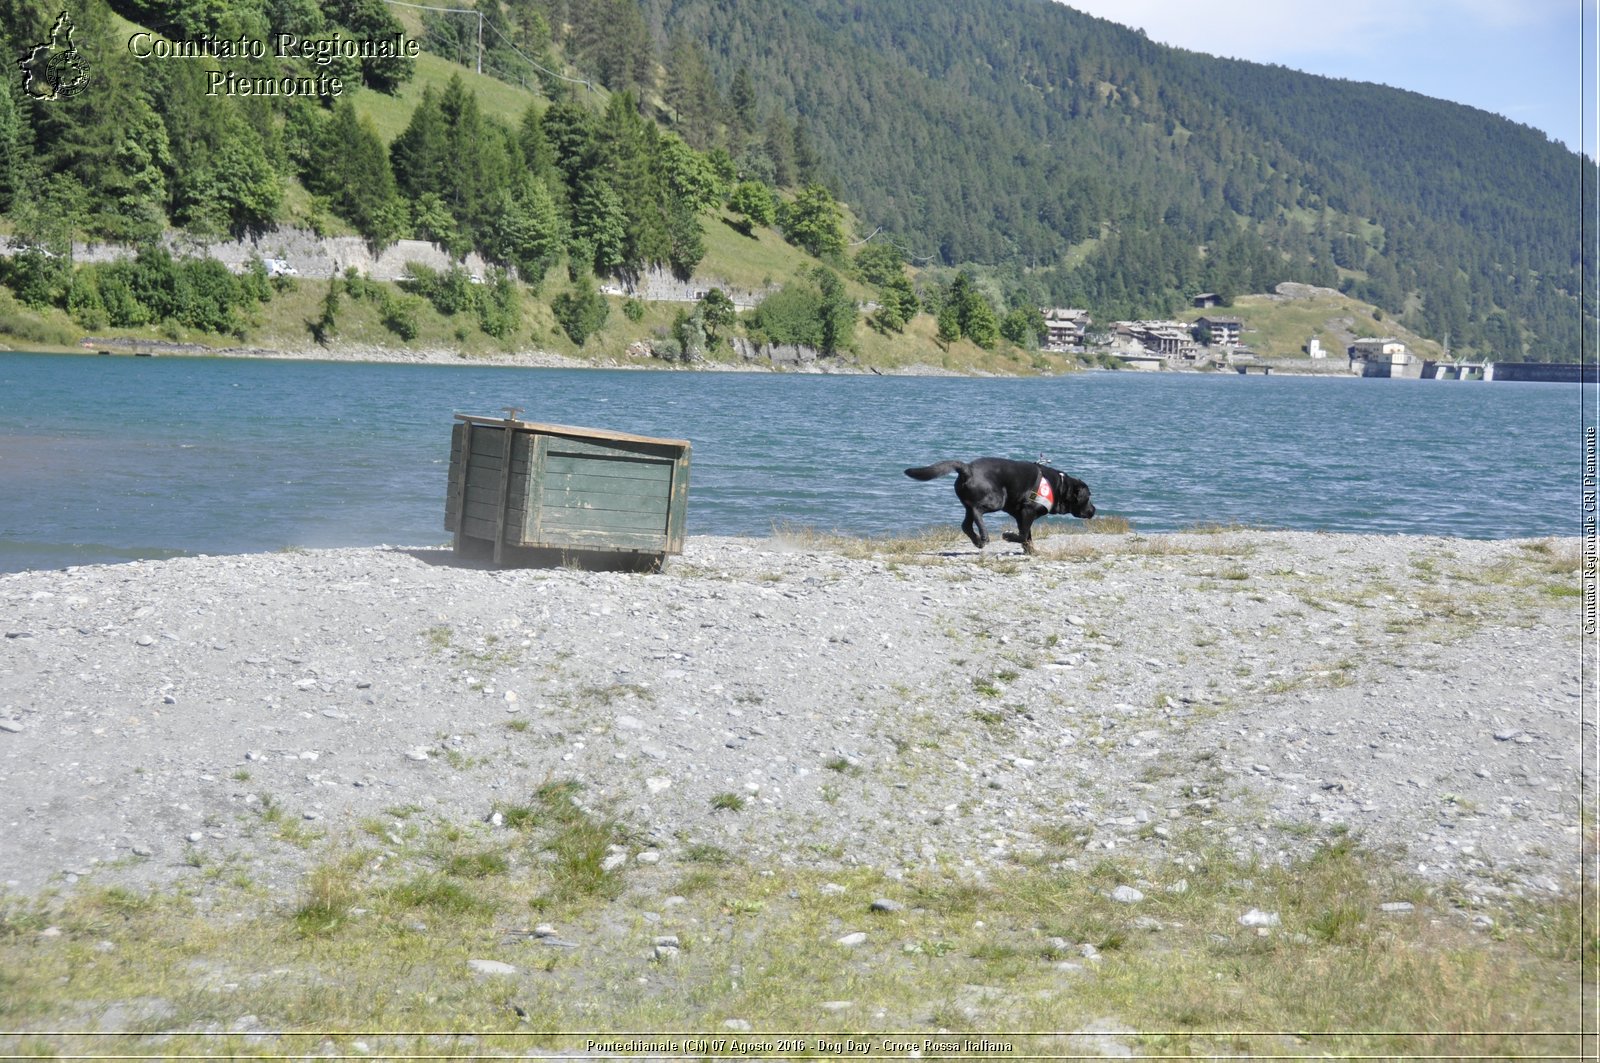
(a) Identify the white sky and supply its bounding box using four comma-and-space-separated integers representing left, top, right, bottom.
1060, 0, 1592, 154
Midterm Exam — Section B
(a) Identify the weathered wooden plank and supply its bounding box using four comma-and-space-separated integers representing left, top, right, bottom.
460, 515, 500, 541
539, 484, 668, 515
546, 437, 681, 462
525, 528, 668, 551
540, 505, 668, 534
665, 450, 690, 553
458, 454, 530, 479
542, 454, 674, 482
455, 414, 690, 450
465, 482, 527, 507
464, 499, 505, 524
449, 422, 472, 542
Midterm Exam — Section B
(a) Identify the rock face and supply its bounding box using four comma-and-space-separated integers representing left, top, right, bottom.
0, 530, 1584, 901
731, 337, 825, 366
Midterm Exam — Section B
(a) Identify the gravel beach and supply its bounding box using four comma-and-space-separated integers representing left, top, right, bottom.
0, 529, 1585, 906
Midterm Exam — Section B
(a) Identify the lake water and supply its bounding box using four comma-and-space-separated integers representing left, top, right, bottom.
0, 352, 1587, 572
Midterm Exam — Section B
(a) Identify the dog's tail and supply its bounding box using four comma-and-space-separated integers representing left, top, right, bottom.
904, 460, 967, 481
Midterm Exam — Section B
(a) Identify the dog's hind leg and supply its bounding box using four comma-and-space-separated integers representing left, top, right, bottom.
962, 507, 988, 549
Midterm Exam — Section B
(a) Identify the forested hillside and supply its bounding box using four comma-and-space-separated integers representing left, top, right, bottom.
639, 0, 1589, 362
0, 0, 1589, 363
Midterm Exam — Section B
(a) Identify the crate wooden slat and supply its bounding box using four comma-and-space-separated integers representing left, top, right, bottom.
445, 414, 690, 569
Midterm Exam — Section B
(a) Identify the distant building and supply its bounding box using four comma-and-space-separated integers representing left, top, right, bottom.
1347, 338, 1421, 378
1041, 307, 1090, 351
1347, 337, 1408, 360
1113, 320, 1203, 363
1195, 315, 1242, 347
1307, 336, 1326, 359
1192, 292, 1222, 309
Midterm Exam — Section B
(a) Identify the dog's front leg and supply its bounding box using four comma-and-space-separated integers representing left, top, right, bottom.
998, 509, 1036, 550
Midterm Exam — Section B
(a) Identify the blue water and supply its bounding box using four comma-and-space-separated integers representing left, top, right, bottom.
0, 352, 1588, 571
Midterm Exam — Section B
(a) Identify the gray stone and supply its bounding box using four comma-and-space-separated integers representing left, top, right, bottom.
467, 959, 517, 976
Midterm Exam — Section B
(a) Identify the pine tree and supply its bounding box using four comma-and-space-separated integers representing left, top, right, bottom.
391, 85, 450, 201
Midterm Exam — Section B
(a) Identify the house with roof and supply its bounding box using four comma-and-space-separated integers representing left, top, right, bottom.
1195, 315, 1242, 347
1040, 308, 1091, 351
1113, 320, 1204, 364
1347, 338, 1422, 378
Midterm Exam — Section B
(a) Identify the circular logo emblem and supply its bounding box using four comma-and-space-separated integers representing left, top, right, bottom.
45, 48, 89, 99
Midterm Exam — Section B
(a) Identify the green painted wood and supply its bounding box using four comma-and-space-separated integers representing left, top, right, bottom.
460, 514, 500, 541
664, 449, 691, 552
529, 528, 670, 551
545, 436, 680, 461
540, 480, 668, 513
540, 505, 668, 535
454, 415, 689, 560
447, 422, 471, 540
542, 454, 674, 482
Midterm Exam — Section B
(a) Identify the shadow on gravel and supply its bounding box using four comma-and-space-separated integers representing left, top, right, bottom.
392, 545, 666, 573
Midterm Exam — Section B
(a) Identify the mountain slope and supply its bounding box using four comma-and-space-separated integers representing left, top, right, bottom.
643, 0, 1588, 360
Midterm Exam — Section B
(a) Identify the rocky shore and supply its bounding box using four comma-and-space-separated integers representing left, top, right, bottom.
68, 336, 959, 374
0, 529, 1585, 905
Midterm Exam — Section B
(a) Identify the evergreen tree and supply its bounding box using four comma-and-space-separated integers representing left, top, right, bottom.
438, 77, 513, 250
322, 0, 414, 91
492, 175, 565, 286
814, 267, 856, 355
663, 30, 720, 149
551, 271, 609, 345
309, 102, 403, 246
390, 85, 450, 201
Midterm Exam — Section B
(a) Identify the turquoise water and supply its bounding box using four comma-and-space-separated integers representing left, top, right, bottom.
0, 352, 1587, 571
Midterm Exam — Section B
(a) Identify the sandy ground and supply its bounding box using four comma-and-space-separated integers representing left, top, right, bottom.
0, 529, 1587, 905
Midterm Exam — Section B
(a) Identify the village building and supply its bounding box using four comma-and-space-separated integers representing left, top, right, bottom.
1113, 320, 1203, 364
1195, 315, 1242, 347
1347, 337, 1422, 378
1347, 337, 1408, 360
1040, 307, 1090, 351
1192, 292, 1222, 309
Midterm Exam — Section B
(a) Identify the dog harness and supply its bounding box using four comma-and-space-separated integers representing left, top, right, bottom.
1024, 471, 1054, 510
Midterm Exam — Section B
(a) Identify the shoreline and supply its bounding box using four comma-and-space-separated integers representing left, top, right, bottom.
9, 335, 1362, 377
26, 336, 983, 376
0, 527, 1583, 902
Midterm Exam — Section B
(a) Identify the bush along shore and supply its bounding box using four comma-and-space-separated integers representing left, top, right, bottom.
0, 528, 1588, 1057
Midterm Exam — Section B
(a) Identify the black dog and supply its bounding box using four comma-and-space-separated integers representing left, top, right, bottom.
905, 457, 1095, 554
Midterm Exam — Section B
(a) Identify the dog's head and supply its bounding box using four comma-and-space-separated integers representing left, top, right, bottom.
1046, 468, 1096, 520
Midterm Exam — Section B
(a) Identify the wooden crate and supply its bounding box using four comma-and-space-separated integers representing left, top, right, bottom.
445, 414, 690, 569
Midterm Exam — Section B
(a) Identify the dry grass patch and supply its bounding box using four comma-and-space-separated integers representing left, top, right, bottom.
0, 829, 1584, 1058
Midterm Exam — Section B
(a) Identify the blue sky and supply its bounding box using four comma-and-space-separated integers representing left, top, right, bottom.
1060, 0, 1591, 155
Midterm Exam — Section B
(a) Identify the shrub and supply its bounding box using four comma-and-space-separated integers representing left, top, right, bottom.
477, 269, 520, 339
379, 292, 421, 339
551, 273, 608, 346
